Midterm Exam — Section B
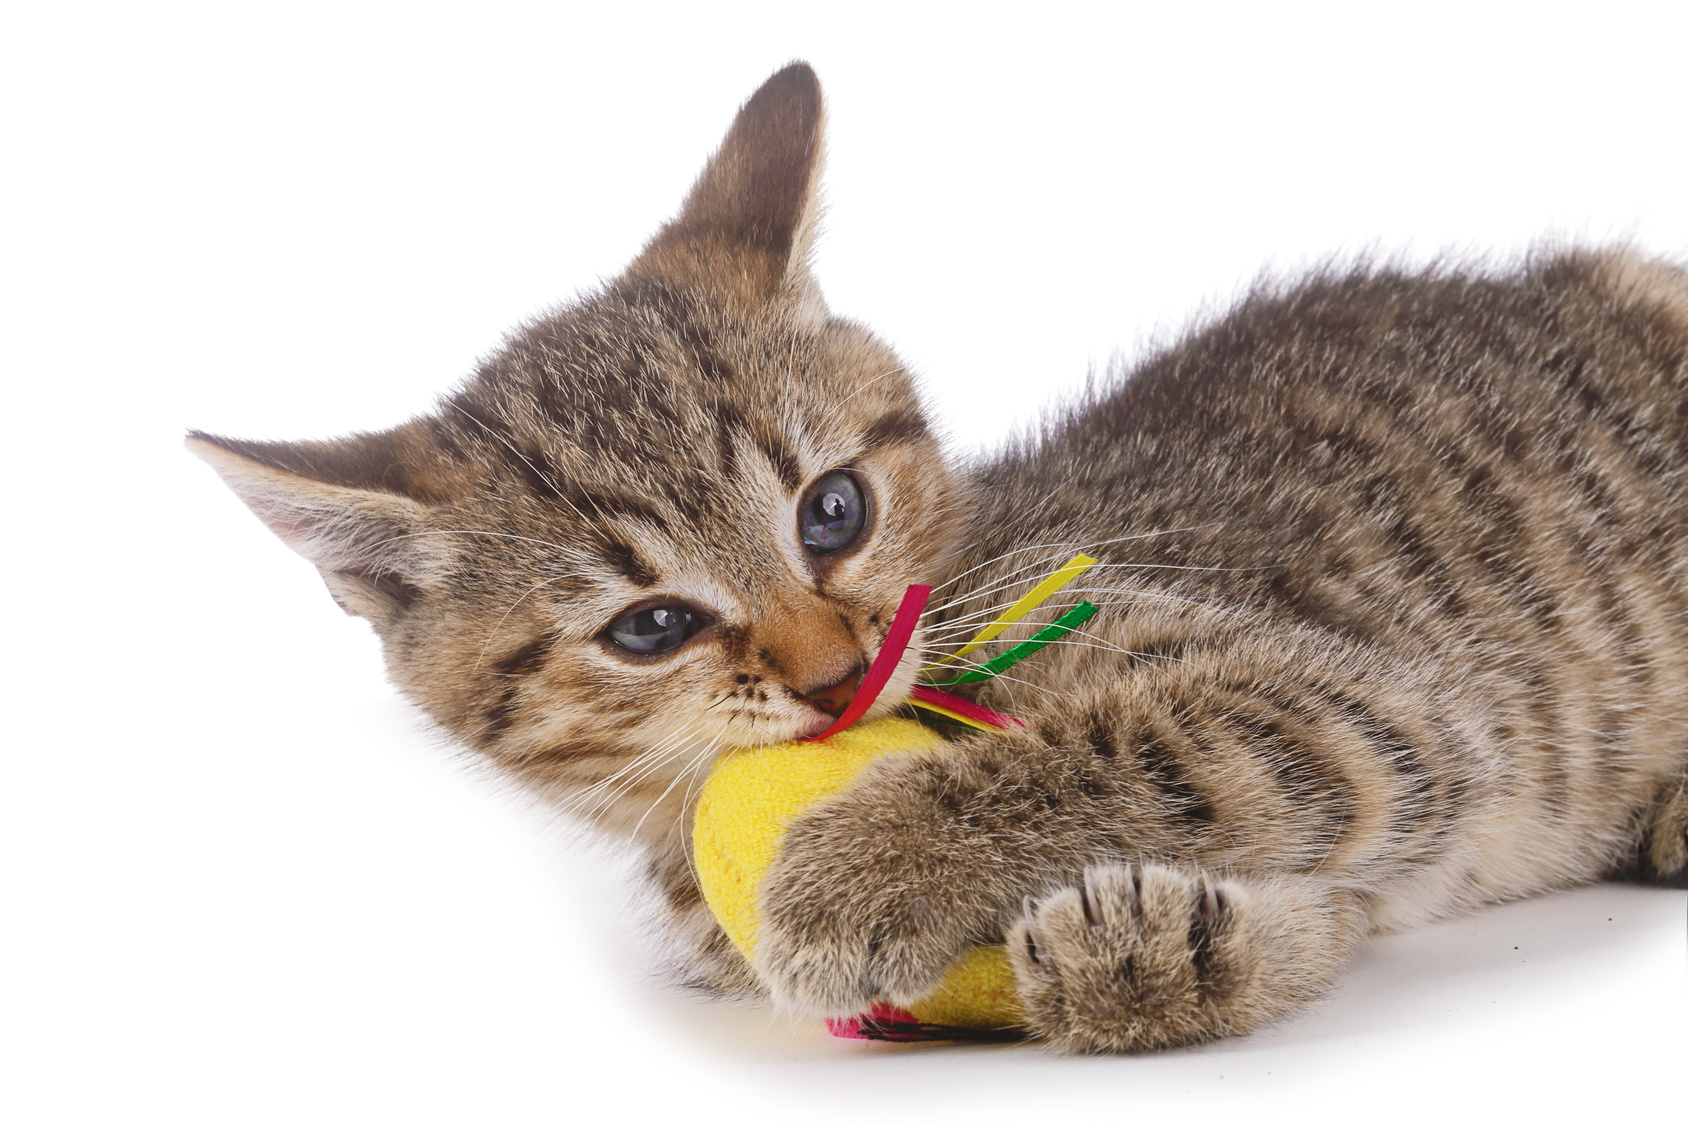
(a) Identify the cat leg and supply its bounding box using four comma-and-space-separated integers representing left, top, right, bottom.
1007, 863, 1366, 1052
668, 898, 767, 999
751, 638, 1476, 1022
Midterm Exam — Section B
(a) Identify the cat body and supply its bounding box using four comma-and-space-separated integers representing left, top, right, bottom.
190, 64, 1688, 1051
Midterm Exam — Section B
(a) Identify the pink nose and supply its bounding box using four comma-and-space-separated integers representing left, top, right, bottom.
801, 668, 863, 718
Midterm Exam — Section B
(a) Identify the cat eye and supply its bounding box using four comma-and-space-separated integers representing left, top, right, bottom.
606, 604, 703, 655
799, 470, 866, 556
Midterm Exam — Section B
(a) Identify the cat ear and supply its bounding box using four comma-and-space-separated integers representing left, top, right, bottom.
186, 427, 451, 626
629, 62, 826, 309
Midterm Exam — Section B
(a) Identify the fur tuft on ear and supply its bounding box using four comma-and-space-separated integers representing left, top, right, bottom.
629, 62, 827, 307
186, 431, 448, 624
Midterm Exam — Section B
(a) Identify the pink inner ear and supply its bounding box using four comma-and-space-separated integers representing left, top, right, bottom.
803, 584, 932, 741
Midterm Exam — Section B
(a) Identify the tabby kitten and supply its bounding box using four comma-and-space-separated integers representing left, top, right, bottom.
190, 63, 1688, 1052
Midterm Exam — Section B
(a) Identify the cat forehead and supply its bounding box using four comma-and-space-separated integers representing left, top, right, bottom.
442, 287, 927, 500
490, 286, 895, 411
421, 300, 935, 596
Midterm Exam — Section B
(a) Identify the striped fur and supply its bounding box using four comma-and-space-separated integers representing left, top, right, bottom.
190, 64, 1688, 1051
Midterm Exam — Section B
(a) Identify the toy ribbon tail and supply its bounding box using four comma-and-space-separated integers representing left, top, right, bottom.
925, 553, 1097, 668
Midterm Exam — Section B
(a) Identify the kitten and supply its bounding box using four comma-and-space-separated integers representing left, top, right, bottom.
190, 63, 1688, 1051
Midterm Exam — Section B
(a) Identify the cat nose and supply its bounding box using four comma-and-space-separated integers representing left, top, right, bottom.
753, 592, 867, 711
800, 666, 864, 718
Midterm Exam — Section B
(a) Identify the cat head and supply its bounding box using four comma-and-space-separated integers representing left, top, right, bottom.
189, 63, 966, 838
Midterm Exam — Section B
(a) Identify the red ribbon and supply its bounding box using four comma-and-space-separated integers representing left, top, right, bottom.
907, 684, 1024, 729
804, 584, 932, 741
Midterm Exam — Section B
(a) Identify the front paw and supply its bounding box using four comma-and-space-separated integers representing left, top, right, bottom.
1009, 864, 1236, 1051
1009, 864, 1358, 1052
752, 810, 982, 1016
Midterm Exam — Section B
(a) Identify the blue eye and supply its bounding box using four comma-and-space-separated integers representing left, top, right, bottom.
608, 605, 699, 654
800, 470, 865, 554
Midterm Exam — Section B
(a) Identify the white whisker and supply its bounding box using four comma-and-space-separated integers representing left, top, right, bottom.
924, 524, 1222, 597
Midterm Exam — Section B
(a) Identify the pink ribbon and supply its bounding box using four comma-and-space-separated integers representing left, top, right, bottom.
907, 685, 1024, 730
804, 584, 932, 741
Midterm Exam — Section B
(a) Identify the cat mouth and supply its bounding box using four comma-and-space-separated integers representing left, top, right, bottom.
798, 668, 865, 738
803, 668, 864, 718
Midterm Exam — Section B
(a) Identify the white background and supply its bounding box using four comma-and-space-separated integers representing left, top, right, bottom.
4, 3, 1685, 1122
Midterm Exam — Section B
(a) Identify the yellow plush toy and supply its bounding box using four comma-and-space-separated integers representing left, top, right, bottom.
692, 716, 1023, 1039
691, 559, 1102, 1041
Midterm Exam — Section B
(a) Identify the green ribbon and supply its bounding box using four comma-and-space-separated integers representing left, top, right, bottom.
924, 601, 1100, 686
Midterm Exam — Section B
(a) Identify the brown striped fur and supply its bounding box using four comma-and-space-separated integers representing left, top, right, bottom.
190, 64, 1688, 1052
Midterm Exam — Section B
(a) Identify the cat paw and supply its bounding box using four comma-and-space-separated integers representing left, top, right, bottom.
751, 806, 983, 1016
1007, 864, 1237, 1051
1006, 858, 1363, 1054
1008, 863, 1360, 1052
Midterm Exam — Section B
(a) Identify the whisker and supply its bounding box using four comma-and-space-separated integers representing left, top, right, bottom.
926, 557, 1271, 626
668, 732, 738, 854
631, 734, 724, 841
920, 593, 1115, 640
919, 551, 1090, 619
1072, 560, 1278, 575
924, 524, 1222, 597
563, 727, 699, 818
905, 650, 1058, 700
922, 588, 1235, 642
919, 634, 1197, 668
